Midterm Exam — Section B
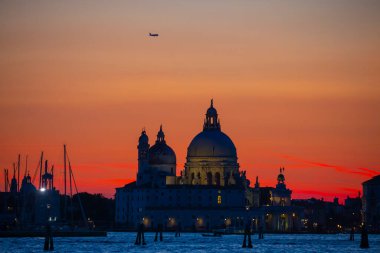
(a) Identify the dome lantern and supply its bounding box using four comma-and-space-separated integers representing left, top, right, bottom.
148, 125, 176, 165
277, 167, 286, 184
203, 99, 220, 131
187, 99, 237, 158
156, 125, 165, 143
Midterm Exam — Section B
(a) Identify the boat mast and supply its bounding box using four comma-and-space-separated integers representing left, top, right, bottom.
51, 165, 54, 189
64, 144, 67, 221
39, 152, 43, 189
17, 154, 20, 192
65, 146, 89, 229
24, 155, 28, 177
69, 160, 73, 227
4, 169, 9, 192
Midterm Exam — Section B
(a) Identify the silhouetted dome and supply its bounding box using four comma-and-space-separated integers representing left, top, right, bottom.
187, 100, 237, 158
149, 142, 176, 164
20, 176, 37, 194
148, 125, 176, 165
277, 173, 285, 182
187, 130, 237, 158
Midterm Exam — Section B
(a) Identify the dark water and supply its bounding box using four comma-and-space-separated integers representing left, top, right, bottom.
1, 232, 379, 252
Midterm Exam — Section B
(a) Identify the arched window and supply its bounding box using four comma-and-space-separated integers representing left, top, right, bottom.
207, 172, 212, 185
215, 172, 221, 186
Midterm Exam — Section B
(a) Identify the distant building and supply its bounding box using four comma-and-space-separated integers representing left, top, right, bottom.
362, 175, 380, 231
0, 164, 60, 229
291, 194, 364, 232
115, 100, 302, 232
343, 193, 362, 229
292, 197, 345, 232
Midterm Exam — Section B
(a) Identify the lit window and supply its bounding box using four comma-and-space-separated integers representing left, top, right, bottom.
217, 195, 222, 204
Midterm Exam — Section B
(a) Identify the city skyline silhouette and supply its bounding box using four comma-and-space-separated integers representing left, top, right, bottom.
1, 1, 379, 201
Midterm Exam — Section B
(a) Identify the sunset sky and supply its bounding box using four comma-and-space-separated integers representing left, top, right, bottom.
1, 1, 379, 201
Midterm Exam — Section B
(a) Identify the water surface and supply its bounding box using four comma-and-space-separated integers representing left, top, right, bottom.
1, 232, 379, 252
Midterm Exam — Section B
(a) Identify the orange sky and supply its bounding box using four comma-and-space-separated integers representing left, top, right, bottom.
0, 1, 379, 201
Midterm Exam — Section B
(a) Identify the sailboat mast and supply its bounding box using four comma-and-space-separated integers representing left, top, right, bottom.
24, 155, 28, 177
64, 144, 67, 221
69, 161, 73, 227
13, 163, 16, 179
3, 169, 7, 192
51, 165, 54, 189
39, 152, 43, 189
17, 154, 20, 192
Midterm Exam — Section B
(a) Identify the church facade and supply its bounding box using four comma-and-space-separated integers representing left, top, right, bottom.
115, 101, 302, 232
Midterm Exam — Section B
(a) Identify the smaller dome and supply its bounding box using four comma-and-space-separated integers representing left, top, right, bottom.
148, 125, 176, 165
20, 179, 37, 194
149, 143, 176, 164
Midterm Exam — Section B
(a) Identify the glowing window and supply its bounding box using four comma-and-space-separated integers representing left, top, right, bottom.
217, 195, 222, 204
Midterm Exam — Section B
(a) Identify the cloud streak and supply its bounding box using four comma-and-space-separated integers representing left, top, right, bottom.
279, 154, 379, 178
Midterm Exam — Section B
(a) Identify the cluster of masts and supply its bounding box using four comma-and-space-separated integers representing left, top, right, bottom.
3, 154, 33, 193
2, 145, 87, 226
3, 152, 55, 193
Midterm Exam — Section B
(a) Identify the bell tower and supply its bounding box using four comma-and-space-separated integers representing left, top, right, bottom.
137, 129, 150, 185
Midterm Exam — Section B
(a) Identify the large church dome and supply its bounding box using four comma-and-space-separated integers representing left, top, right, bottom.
187, 99, 237, 159
187, 131, 236, 158
149, 126, 176, 165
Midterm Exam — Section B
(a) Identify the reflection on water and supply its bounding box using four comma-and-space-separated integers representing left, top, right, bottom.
0, 232, 379, 253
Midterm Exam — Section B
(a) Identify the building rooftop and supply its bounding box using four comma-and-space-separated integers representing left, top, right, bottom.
363, 175, 380, 185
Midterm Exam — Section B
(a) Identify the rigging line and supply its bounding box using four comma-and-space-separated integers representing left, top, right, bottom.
69, 159, 88, 228
67, 153, 89, 229
31, 152, 42, 186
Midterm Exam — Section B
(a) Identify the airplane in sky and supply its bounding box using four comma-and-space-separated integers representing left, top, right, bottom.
149, 33, 159, 37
